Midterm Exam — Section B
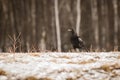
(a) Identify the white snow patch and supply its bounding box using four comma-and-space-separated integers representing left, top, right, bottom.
0, 52, 120, 80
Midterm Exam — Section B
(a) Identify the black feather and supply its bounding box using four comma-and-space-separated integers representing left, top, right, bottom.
68, 28, 88, 52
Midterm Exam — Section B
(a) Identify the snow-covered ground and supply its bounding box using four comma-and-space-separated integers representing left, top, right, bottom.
0, 52, 120, 80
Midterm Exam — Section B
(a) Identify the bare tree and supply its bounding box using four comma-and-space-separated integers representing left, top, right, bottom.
1, 0, 9, 52
31, 0, 36, 44
76, 0, 81, 35
55, 0, 61, 51
0, 0, 120, 52
113, 0, 118, 48
91, 0, 99, 49
99, 0, 109, 50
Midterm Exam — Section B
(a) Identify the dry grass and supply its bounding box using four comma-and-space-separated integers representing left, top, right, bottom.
50, 59, 57, 63
58, 55, 70, 59
25, 76, 52, 80
68, 59, 96, 64
8, 33, 21, 53
0, 69, 7, 76
100, 63, 120, 72
79, 59, 96, 64
117, 55, 120, 59
25, 76, 38, 80
38, 78, 52, 80
100, 64, 112, 72
28, 53, 41, 57
66, 78, 74, 80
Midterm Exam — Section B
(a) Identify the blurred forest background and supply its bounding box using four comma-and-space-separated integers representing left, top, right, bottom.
0, 0, 120, 52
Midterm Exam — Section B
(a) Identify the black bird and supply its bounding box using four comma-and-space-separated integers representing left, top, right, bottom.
68, 28, 88, 52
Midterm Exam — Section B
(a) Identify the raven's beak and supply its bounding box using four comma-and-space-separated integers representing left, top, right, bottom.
68, 29, 72, 31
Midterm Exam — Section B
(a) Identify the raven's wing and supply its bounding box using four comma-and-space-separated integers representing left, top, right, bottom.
78, 37, 84, 45
78, 37, 89, 52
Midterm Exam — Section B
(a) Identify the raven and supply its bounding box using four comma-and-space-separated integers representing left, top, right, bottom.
68, 28, 88, 52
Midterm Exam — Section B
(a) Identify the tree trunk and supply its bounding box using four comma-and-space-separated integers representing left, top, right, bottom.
55, 0, 61, 52
113, 0, 118, 48
91, 0, 99, 49
76, 0, 81, 36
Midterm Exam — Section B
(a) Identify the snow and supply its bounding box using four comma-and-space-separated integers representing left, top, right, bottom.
0, 52, 120, 80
